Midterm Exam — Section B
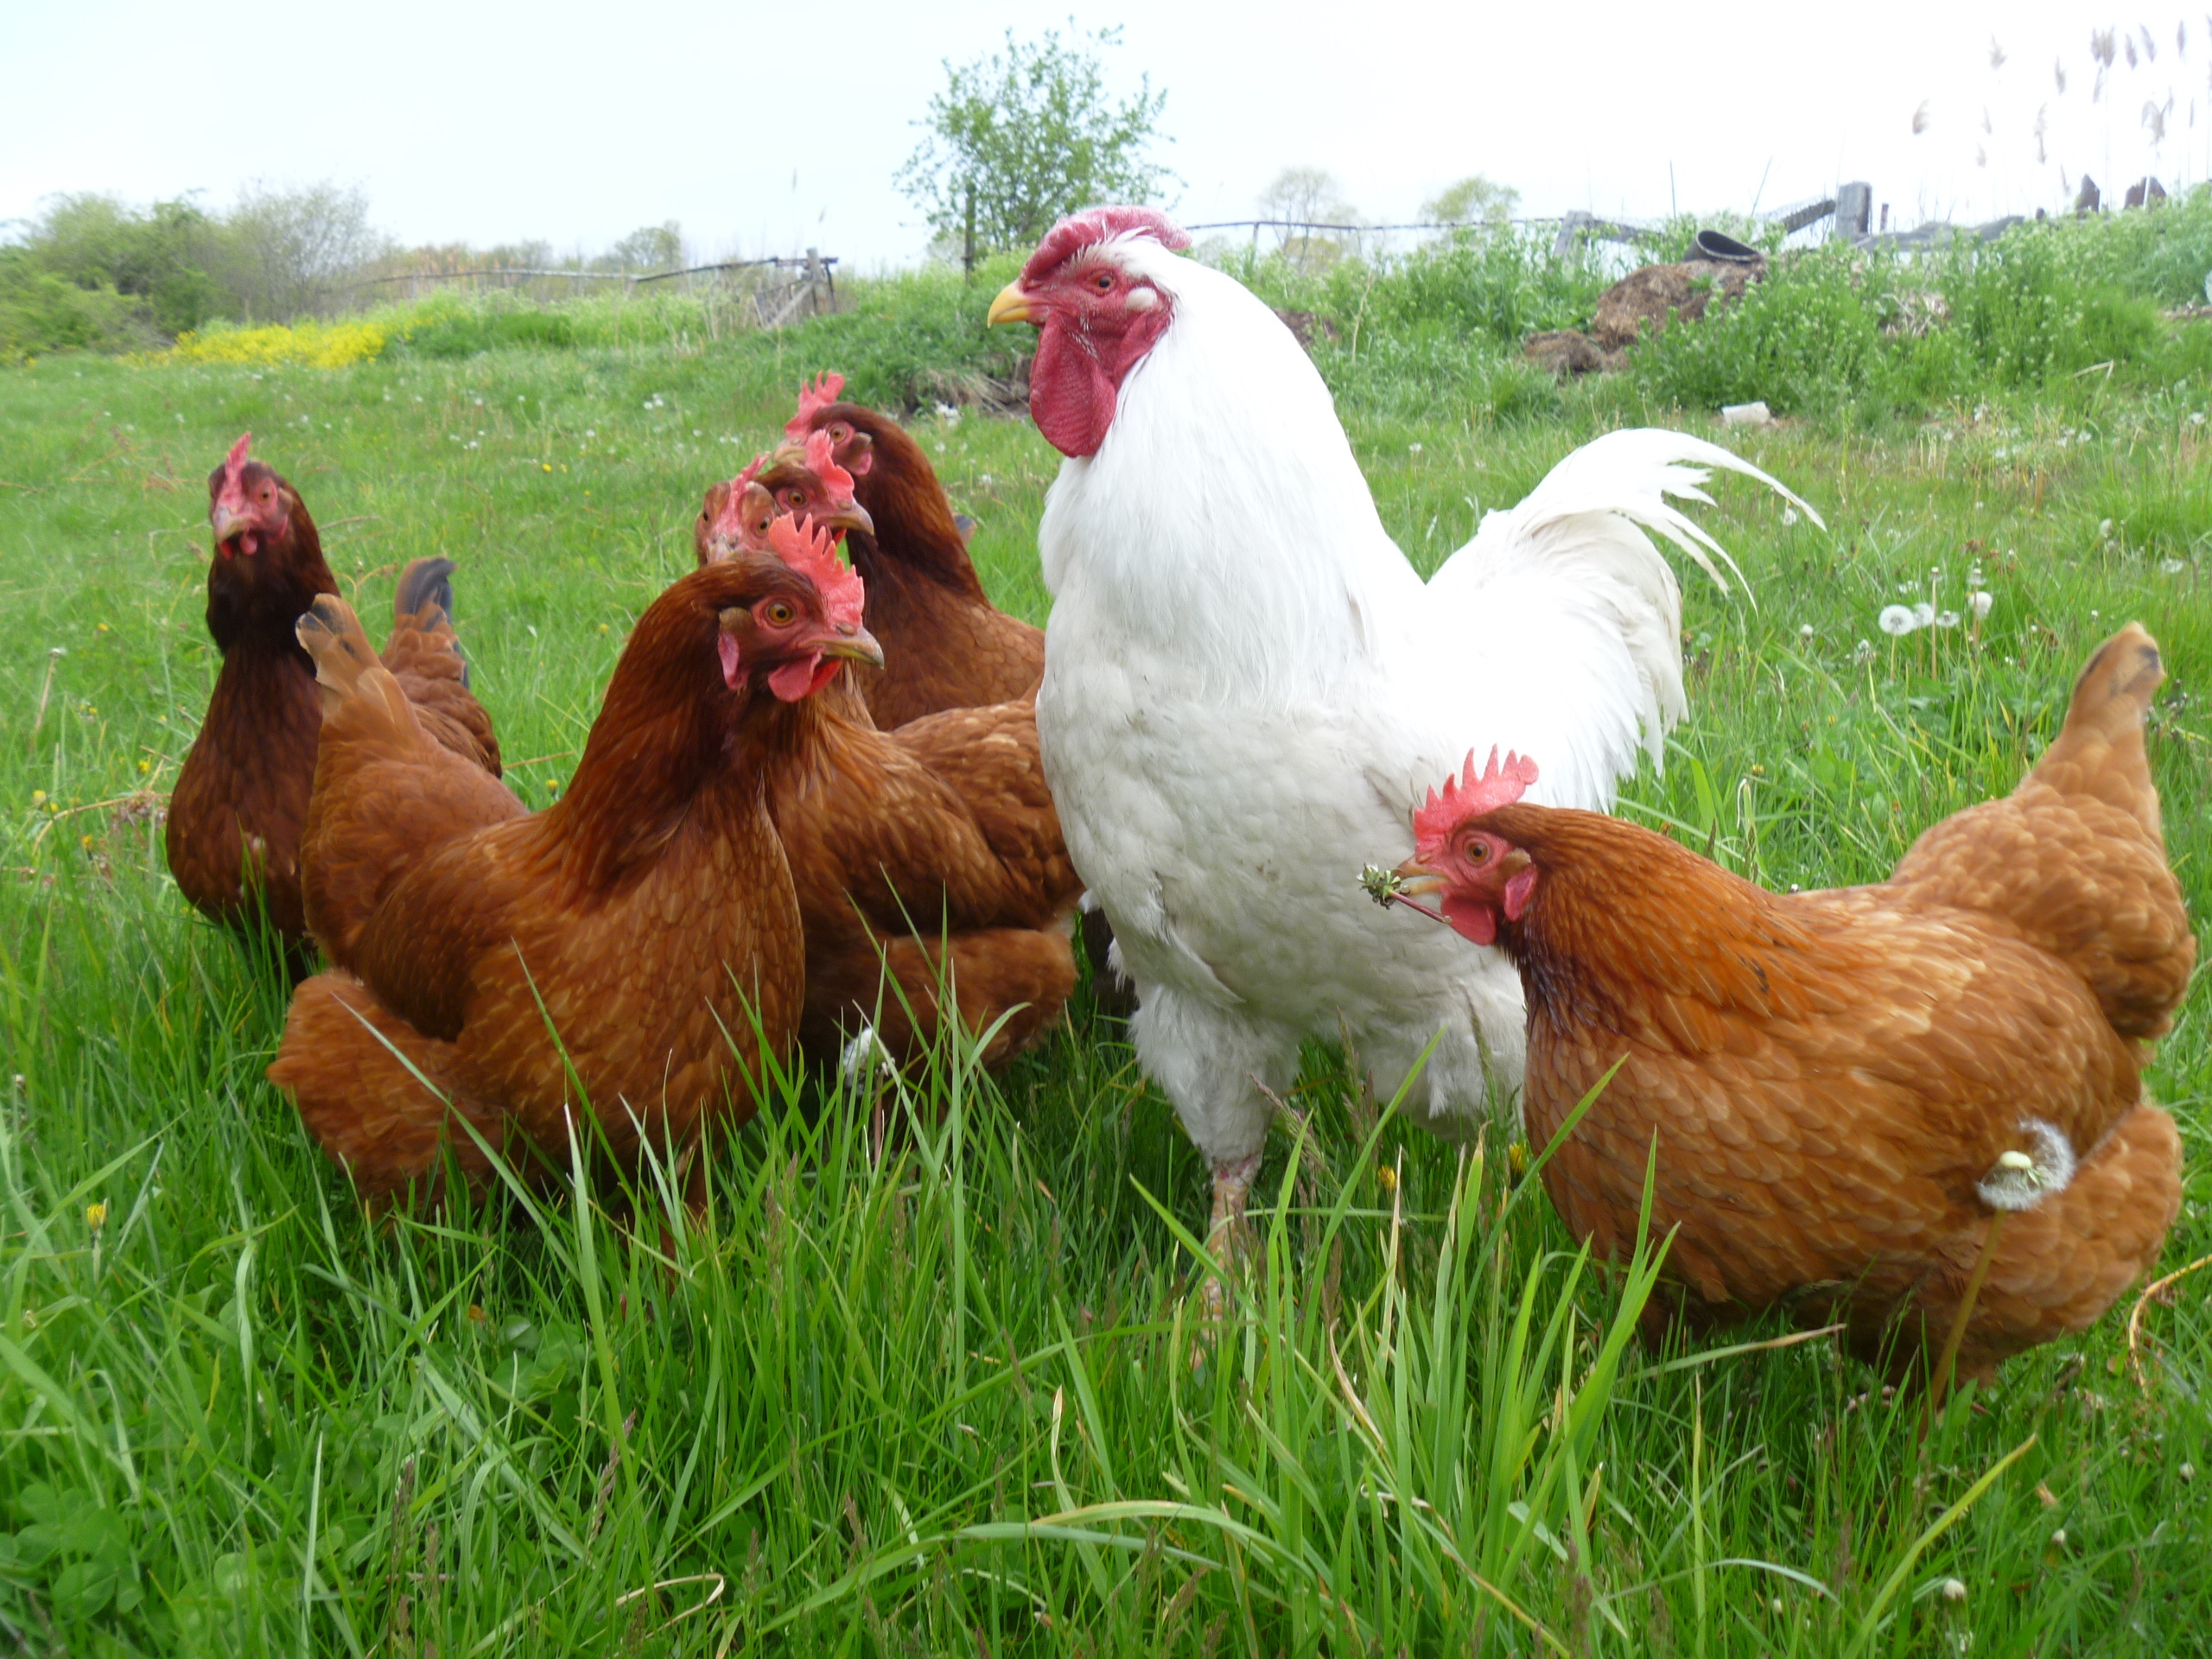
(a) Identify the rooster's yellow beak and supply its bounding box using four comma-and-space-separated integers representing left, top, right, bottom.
987, 282, 1038, 327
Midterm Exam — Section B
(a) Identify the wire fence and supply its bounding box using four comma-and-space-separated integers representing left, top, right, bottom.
332, 251, 842, 329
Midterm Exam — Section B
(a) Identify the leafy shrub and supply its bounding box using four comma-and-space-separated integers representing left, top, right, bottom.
1632, 244, 1889, 416
0, 257, 150, 362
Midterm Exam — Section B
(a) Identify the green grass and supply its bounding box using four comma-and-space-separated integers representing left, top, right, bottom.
0, 328, 2206, 1656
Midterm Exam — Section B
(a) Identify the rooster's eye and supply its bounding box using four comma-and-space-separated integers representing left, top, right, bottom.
1093, 273, 1114, 290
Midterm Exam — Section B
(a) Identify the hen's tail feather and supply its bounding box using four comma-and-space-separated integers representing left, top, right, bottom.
2029, 621, 2164, 838
382, 559, 502, 772
298, 595, 421, 741
269, 972, 512, 1207
1889, 622, 2193, 1041
394, 556, 458, 632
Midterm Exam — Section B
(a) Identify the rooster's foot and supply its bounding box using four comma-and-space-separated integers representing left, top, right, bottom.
1196, 1153, 1262, 1338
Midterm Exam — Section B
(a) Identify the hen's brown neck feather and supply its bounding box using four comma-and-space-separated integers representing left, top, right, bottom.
1481, 804, 1848, 1030
550, 574, 783, 897
821, 404, 988, 601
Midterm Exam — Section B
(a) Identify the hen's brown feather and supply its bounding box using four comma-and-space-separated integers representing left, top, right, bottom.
803, 403, 1044, 726
766, 689, 1081, 1071
1466, 623, 2190, 1377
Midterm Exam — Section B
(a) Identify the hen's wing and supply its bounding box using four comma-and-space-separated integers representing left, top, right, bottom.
297, 594, 526, 968
890, 699, 1079, 925
380, 557, 504, 774
1409, 429, 1821, 810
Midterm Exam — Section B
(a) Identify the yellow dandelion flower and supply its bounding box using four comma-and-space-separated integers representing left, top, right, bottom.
86, 1201, 107, 1230
1376, 1165, 1397, 1193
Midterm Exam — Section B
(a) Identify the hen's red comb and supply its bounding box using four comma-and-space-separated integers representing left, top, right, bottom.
784, 372, 846, 440
766, 513, 866, 633
1021, 207, 1191, 286
803, 428, 857, 507
709, 456, 766, 540
215, 432, 253, 512
1413, 748, 1539, 861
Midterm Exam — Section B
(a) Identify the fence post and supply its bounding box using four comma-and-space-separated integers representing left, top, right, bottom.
1552, 210, 1593, 261
1834, 181, 1872, 240
963, 181, 976, 285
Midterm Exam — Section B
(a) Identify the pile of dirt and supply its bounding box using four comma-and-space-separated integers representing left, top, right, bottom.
1523, 254, 1766, 378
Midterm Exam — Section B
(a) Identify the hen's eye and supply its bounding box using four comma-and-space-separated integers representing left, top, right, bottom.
762, 601, 796, 626
1094, 272, 1114, 289
787, 490, 808, 508
1463, 838, 1490, 862
830, 423, 850, 443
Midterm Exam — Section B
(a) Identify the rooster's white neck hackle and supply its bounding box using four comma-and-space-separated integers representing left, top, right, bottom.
1035, 237, 1417, 697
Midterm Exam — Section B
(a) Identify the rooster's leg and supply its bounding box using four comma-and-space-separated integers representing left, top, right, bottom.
1199, 1152, 1263, 1325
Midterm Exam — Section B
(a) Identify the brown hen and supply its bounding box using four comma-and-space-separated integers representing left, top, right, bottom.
267, 555, 880, 1205
1389, 626, 2193, 1380
166, 435, 500, 976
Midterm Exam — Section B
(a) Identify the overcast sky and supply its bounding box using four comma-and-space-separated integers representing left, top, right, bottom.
5, 1, 2206, 269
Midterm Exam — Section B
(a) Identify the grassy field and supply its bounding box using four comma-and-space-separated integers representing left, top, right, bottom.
0, 313, 2207, 1656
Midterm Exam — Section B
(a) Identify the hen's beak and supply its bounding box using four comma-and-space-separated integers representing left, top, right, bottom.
987, 282, 1039, 327
822, 499, 874, 538
817, 624, 885, 668
210, 507, 251, 544
1390, 856, 1446, 897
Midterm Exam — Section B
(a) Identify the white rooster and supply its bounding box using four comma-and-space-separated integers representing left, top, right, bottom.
988, 207, 1819, 1247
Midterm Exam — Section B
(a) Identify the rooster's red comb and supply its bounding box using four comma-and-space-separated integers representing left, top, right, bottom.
215, 432, 253, 512
1021, 207, 1192, 287
1413, 748, 1539, 861
784, 372, 846, 441
766, 513, 866, 634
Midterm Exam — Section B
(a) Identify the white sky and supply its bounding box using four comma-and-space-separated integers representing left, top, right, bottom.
5, 1, 2208, 270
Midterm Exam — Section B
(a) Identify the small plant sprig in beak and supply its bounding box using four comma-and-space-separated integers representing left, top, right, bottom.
1360, 863, 1444, 923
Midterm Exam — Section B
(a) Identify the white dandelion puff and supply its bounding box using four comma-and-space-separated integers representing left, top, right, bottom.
1853, 639, 1877, 664
1799, 623, 1815, 639
1976, 1120, 2077, 1210
1969, 590, 1994, 619
1879, 605, 1919, 635
1936, 609, 1961, 629
1913, 601, 1936, 627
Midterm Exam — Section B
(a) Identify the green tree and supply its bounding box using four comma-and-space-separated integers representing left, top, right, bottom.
897, 24, 1173, 270
1422, 175, 1521, 228
601, 222, 684, 273
1256, 166, 1360, 273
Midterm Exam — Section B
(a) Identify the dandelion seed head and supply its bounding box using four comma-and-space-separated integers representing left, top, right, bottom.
1879, 605, 1920, 635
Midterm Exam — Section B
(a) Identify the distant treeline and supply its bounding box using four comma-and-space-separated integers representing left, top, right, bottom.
0, 186, 691, 362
